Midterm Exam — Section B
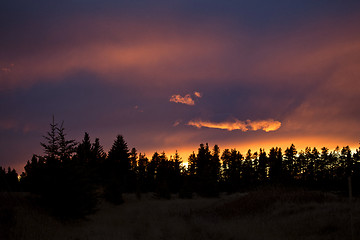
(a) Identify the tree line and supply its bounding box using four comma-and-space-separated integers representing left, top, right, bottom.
1, 119, 360, 218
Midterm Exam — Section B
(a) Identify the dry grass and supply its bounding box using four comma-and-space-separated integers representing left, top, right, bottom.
2, 188, 360, 240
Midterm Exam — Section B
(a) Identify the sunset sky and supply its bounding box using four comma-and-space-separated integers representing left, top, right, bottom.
1, 1, 360, 172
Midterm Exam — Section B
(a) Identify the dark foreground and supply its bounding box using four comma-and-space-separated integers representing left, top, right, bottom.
1, 188, 359, 240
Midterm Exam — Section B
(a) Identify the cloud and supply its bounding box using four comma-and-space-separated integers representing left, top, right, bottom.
188, 119, 281, 132
170, 94, 195, 105
170, 91, 202, 105
194, 91, 202, 98
2, 13, 360, 93
173, 120, 181, 127
0, 17, 235, 90
247, 120, 282, 132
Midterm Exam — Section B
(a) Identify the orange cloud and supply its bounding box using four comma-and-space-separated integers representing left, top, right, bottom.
194, 91, 202, 98
170, 94, 195, 105
247, 120, 282, 132
188, 119, 281, 132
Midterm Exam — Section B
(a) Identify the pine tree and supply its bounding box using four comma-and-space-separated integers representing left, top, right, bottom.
187, 152, 197, 176
155, 152, 171, 199
40, 116, 59, 160
129, 148, 138, 171
228, 149, 243, 192
108, 135, 130, 173
258, 148, 268, 182
172, 150, 182, 193
210, 145, 221, 183
196, 143, 218, 197
284, 144, 297, 179
104, 135, 130, 204
92, 138, 106, 161
137, 153, 148, 193
77, 132, 92, 163
269, 147, 283, 182
57, 121, 77, 162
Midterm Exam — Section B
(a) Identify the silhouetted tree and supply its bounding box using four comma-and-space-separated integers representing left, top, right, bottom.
22, 119, 97, 219
155, 152, 171, 199
269, 147, 283, 183
341, 146, 353, 177
187, 152, 197, 177
92, 138, 106, 161
74, 133, 104, 186
242, 149, 255, 187
171, 151, 182, 193
40, 116, 60, 160
103, 135, 130, 204
258, 148, 268, 182
317, 147, 329, 183
195, 143, 219, 197
76, 132, 92, 163
137, 153, 148, 194
11, 121, 360, 214
0, 167, 19, 192
352, 146, 360, 194
210, 145, 221, 185
284, 144, 297, 180
57, 121, 77, 162
20, 155, 44, 193
221, 148, 231, 183
107, 135, 130, 174
296, 150, 306, 181
226, 149, 243, 192
127, 147, 138, 193
179, 152, 196, 198
147, 152, 160, 192
129, 148, 138, 171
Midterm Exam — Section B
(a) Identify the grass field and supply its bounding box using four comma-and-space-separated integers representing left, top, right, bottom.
1, 187, 360, 240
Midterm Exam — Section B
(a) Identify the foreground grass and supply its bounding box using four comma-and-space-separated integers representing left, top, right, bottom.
2, 188, 360, 240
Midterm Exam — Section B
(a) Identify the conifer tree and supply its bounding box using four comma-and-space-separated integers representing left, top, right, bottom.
269, 147, 283, 182
104, 135, 130, 204
258, 148, 268, 182
172, 150, 182, 193
57, 121, 77, 161
92, 138, 106, 161
108, 135, 130, 173
284, 144, 297, 179
77, 132, 92, 163
137, 153, 148, 192
40, 116, 59, 160
129, 147, 138, 171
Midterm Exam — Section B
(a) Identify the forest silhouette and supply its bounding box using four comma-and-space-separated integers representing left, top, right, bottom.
1, 118, 360, 219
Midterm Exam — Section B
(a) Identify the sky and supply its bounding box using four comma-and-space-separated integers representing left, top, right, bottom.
1, 0, 360, 172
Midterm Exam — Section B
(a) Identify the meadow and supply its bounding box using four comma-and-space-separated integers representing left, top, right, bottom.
2, 187, 359, 240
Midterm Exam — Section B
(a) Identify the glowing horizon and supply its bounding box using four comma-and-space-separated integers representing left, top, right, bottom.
139, 136, 360, 162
